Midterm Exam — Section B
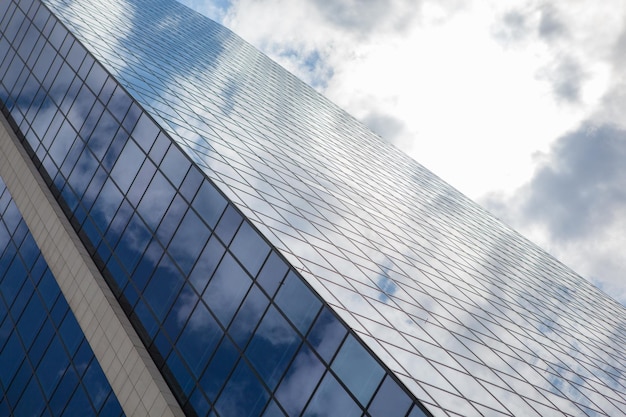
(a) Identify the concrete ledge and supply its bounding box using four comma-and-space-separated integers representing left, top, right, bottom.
0, 114, 185, 417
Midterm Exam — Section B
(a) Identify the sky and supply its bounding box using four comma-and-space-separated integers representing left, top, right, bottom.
176, 0, 626, 306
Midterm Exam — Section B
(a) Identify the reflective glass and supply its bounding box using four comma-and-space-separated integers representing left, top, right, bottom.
215, 360, 269, 417
256, 251, 289, 297
246, 306, 300, 389
230, 221, 270, 277
276, 344, 325, 416
0, 180, 124, 417
3, 1, 623, 416
368, 375, 414, 417
275, 271, 321, 335
177, 301, 222, 377
332, 334, 385, 407
168, 207, 210, 275
303, 372, 361, 417
308, 307, 347, 364
200, 337, 239, 402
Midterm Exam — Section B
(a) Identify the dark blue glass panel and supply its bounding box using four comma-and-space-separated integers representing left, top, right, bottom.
189, 235, 224, 294
166, 351, 194, 396
115, 212, 151, 273
133, 298, 159, 339
408, 405, 429, 417
368, 375, 413, 417
215, 360, 269, 417
14, 377, 45, 417
108, 85, 132, 123
255, 252, 288, 298
131, 112, 160, 153
0, 332, 23, 388
163, 284, 197, 341
202, 252, 251, 327
230, 221, 270, 277
161, 146, 190, 188
62, 386, 92, 416
263, 401, 287, 417
58, 312, 82, 356
214, 205, 242, 245
110, 139, 144, 193
200, 336, 239, 402
331, 335, 385, 407
276, 345, 325, 417
137, 171, 175, 231
88, 109, 118, 161
192, 181, 227, 230
229, 284, 269, 348
85, 62, 107, 96
127, 159, 156, 206
17, 293, 46, 348
177, 301, 222, 377
275, 271, 321, 335
303, 372, 361, 417
143, 254, 184, 321
168, 208, 210, 275
307, 307, 346, 364
189, 388, 211, 417
156, 194, 187, 244
179, 166, 203, 203
246, 306, 300, 390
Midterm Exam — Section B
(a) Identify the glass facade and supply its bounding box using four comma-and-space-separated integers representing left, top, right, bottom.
0, 178, 125, 417
0, 0, 428, 416
0, 0, 624, 416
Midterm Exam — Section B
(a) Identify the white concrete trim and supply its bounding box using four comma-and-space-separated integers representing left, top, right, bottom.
0, 114, 185, 417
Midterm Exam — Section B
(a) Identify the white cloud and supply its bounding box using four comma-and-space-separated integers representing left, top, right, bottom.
176, 0, 626, 302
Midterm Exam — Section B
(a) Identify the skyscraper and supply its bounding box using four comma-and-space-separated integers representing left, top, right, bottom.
0, 0, 624, 415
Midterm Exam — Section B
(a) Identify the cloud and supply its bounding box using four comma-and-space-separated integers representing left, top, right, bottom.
482, 123, 626, 304
551, 56, 585, 102
361, 111, 407, 144
520, 123, 626, 239
538, 4, 566, 42
310, 0, 416, 37
492, 9, 531, 44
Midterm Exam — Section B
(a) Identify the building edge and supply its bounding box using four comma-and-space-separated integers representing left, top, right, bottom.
0, 112, 185, 417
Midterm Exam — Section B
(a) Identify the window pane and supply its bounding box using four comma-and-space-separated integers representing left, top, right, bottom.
177, 301, 222, 377
110, 139, 144, 193
331, 335, 384, 407
216, 361, 269, 417
276, 345, 325, 417
303, 372, 361, 417
256, 252, 288, 297
246, 306, 300, 390
168, 208, 210, 275
368, 375, 413, 417
203, 252, 251, 327
230, 221, 270, 277
200, 337, 239, 402
307, 307, 346, 364
275, 271, 321, 335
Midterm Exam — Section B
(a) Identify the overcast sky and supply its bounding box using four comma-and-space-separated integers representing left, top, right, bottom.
176, 0, 626, 306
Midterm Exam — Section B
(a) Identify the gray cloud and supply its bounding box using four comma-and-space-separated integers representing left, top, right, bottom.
493, 3, 567, 45
311, 0, 416, 37
362, 111, 407, 144
519, 123, 626, 239
538, 4, 566, 42
544, 55, 586, 103
492, 10, 530, 44
481, 123, 626, 304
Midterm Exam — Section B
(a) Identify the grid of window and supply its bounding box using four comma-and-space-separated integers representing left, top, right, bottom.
26, 0, 626, 416
0, 1, 430, 416
0, 179, 125, 417
2, 0, 626, 417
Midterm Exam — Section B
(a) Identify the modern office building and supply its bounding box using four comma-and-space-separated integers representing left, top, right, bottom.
0, 0, 624, 416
